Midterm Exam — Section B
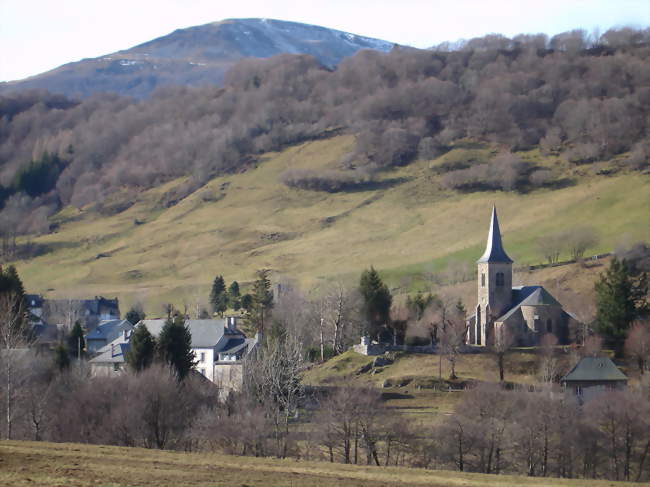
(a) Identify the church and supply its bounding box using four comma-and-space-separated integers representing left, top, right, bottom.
467, 207, 579, 347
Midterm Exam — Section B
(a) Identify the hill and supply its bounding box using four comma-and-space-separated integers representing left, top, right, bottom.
0, 440, 634, 486
0, 18, 393, 99
9, 135, 650, 313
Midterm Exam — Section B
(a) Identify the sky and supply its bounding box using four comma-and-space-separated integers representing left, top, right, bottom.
1, 0, 649, 82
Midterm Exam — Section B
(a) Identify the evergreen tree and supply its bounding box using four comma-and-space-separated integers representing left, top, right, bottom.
54, 344, 70, 371
125, 304, 146, 325
359, 266, 392, 340
156, 313, 197, 380
228, 281, 241, 311
68, 320, 85, 358
595, 258, 648, 355
246, 269, 274, 333
126, 324, 156, 372
241, 293, 253, 312
210, 275, 228, 316
0, 265, 27, 335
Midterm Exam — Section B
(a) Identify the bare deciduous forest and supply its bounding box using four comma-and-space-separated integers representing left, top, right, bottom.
0, 28, 649, 240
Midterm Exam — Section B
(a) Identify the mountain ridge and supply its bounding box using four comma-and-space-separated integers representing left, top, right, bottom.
0, 18, 394, 99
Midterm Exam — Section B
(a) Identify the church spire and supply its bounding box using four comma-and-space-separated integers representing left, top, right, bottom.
477, 205, 513, 263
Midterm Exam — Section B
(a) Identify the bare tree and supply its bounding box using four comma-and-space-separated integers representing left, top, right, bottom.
566, 226, 599, 261
538, 334, 559, 383
536, 232, 565, 265
244, 335, 304, 458
438, 300, 467, 380
625, 320, 650, 374
44, 298, 85, 332
0, 291, 31, 439
492, 324, 515, 382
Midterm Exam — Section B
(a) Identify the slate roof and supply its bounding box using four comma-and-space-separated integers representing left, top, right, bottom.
86, 319, 132, 341
497, 286, 562, 322
140, 319, 235, 348
562, 357, 628, 383
477, 206, 513, 264
91, 342, 130, 364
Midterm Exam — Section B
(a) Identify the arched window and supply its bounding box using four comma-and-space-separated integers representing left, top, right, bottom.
547, 319, 552, 333
496, 272, 504, 286
481, 273, 486, 287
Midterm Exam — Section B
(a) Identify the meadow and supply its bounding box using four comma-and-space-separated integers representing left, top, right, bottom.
1, 440, 641, 487
9, 135, 649, 314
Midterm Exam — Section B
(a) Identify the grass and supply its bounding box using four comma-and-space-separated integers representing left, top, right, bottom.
1, 440, 640, 487
7, 135, 650, 314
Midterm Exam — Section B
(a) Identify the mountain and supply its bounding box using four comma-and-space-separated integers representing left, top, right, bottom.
0, 18, 394, 99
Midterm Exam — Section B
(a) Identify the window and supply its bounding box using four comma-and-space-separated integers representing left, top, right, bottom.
546, 319, 552, 333
200, 368, 206, 376
481, 273, 486, 287
200, 352, 205, 362
496, 272, 505, 286
113, 363, 120, 372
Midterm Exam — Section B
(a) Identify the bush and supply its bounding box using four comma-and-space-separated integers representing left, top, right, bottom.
280, 168, 375, 192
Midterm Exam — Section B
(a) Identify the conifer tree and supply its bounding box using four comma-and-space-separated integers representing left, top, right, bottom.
359, 266, 392, 340
228, 281, 241, 311
210, 275, 228, 316
67, 320, 85, 358
125, 304, 146, 325
126, 324, 156, 372
247, 269, 274, 333
595, 258, 648, 355
156, 313, 197, 380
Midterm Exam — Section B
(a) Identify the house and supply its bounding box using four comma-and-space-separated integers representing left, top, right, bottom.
89, 316, 258, 393
81, 296, 120, 328
85, 319, 134, 354
24, 294, 45, 326
561, 356, 628, 402
466, 207, 580, 347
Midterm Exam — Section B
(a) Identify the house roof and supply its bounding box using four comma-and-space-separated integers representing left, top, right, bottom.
497, 286, 562, 322
562, 357, 628, 383
91, 342, 130, 364
477, 206, 513, 264
139, 319, 239, 348
219, 338, 248, 355
86, 319, 132, 341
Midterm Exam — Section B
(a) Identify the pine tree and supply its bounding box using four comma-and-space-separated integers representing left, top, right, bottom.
210, 275, 228, 316
595, 258, 648, 355
228, 281, 241, 311
126, 324, 156, 372
125, 304, 146, 325
156, 314, 197, 380
54, 344, 70, 371
68, 320, 85, 358
247, 269, 274, 333
359, 266, 392, 340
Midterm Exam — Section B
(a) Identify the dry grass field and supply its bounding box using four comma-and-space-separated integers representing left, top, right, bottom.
8, 135, 649, 314
1, 440, 641, 487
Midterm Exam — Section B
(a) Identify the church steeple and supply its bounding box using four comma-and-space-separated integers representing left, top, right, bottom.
477, 205, 513, 264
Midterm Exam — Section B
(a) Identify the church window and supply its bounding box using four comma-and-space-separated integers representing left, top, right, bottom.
496, 272, 504, 286
546, 319, 552, 333
481, 273, 486, 287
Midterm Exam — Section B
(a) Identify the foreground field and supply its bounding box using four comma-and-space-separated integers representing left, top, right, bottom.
10, 135, 650, 314
0, 440, 640, 487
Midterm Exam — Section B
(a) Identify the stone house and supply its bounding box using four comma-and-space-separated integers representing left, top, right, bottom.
89, 316, 257, 393
467, 207, 581, 347
561, 356, 627, 402
85, 319, 134, 354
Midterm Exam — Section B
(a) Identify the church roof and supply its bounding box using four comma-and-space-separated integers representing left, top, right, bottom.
562, 357, 627, 383
496, 286, 562, 322
477, 206, 513, 264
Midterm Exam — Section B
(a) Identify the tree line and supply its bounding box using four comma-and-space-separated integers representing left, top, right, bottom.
0, 27, 649, 251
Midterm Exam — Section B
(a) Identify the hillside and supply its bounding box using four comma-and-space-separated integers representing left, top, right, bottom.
9, 135, 650, 313
0, 18, 393, 99
0, 440, 635, 486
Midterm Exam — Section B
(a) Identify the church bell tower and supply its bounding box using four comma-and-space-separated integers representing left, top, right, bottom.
474, 206, 513, 346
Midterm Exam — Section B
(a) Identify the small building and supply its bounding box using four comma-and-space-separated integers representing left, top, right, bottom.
561, 356, 628, 402
89, 316, 258, 394
85, 319, 134, 354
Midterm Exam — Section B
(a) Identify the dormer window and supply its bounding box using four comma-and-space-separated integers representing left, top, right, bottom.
496, 272, 505, 286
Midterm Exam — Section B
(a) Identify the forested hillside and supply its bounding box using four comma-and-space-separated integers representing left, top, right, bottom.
0, 27, 648, 252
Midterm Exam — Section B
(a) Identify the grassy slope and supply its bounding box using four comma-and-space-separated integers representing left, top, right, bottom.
10, 135, 650, 313
0, 440, 639, 487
